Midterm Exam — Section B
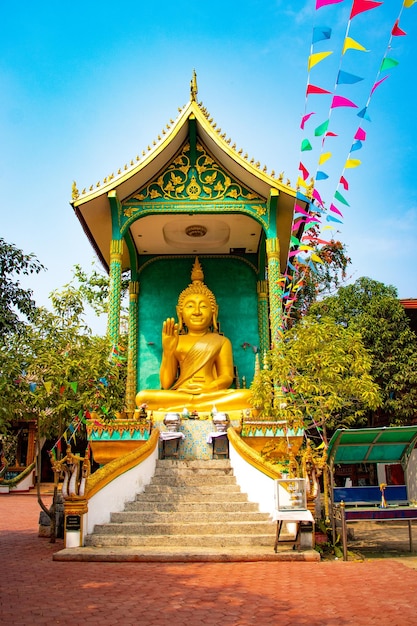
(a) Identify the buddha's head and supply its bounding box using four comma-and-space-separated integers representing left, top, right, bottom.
177, 258, 218, 332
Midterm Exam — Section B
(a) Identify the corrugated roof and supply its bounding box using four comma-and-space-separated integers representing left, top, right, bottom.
327, 426, 417, 467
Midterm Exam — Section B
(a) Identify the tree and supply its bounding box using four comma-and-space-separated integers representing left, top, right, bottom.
284, 236, 352, 326
0, 286, 127, 438
250, 316, 381, 444
0, 238, 45, 340
309, 277, 417, 426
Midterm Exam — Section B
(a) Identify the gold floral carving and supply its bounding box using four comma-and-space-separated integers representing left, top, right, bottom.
124, 142, 263, 211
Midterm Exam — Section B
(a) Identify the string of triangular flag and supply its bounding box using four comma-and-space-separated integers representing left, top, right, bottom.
281, 0, 415, 326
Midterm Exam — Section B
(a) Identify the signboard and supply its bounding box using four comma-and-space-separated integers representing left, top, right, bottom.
65, 514, 81, 531
275, 478, 307, 511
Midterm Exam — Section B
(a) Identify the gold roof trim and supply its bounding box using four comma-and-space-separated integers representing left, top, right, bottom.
72, 78, 296, 206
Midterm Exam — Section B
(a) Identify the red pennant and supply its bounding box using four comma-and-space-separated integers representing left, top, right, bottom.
339, 176, 349, 191
306, 84, 332, 96
392, 20, 406, 37
350, 0, 382, 19
299, 162, 309, 180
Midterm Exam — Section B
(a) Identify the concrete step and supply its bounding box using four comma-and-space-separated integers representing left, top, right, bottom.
85, 533, 277, 548
138, 485, 245, 499
110, 510, 271, 524
55, 545, 321, 563
148, 474, 237, 486
156, 459, 231, 470
124, 500, 260, 513
91, 520, 274, 536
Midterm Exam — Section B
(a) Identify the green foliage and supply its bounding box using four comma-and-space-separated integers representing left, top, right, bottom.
287, 238, 351, 324
309, 277, 417, 425
0, 263, 127, 437
250, 317, 381, 440
71, 262, 129, 317
0, 238, 45, 340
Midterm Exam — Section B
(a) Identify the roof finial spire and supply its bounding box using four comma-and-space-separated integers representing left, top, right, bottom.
190, 69, 198, 102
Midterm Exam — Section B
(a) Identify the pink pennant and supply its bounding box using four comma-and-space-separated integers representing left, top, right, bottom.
354, 128, 366, 141
339, 176, 349, 191
300, 112, 315, 130
316, 0, 344, 7
350, 0, 382, 19
312, 188, 324, 207
392, 20, 407, 36
330, 203, 344, 217
371, 75, 388, 95
294, 204, 311, 217
331, 95, 357, 109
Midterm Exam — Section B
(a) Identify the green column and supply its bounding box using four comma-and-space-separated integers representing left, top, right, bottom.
107, 239, 123, 346
257, 280, 270, 355
125, 280, 139, 414
266, 237, 284, 349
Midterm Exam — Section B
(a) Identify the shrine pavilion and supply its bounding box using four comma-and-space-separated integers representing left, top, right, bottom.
71, 72, 310, 415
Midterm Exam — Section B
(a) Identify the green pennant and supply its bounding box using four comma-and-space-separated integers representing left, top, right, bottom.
314, 119, 329, 137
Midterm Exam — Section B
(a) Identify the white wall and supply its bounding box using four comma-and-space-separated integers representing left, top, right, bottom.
82, 444, 159, 541
229, 444, 275, 517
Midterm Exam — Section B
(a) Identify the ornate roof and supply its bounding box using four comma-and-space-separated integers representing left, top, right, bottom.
71, 73, 302, 272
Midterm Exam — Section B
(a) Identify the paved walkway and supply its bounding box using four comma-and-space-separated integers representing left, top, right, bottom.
2, 491, 417, 625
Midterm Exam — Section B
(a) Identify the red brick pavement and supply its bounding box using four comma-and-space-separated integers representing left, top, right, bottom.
1, 492, 417, 625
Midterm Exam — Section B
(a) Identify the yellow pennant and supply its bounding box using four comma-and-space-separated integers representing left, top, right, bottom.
308, 51, 333, 71
311, 253, 324, 264
345, 158, 361, 168
319, 151, 332, 165
343, 37, 368, 54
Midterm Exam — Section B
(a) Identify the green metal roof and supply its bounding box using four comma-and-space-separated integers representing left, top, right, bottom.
327, 426, 417, 467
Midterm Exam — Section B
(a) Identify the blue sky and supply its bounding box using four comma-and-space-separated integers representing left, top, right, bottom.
2, 0, 416, 331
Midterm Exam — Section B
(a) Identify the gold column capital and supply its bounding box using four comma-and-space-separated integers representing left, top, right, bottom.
257, 280, 268, 299
110, 239, 123, 260
266, 237, 280, 259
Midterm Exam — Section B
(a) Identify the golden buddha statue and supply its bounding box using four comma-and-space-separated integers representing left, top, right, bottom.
136, 258, 252, 412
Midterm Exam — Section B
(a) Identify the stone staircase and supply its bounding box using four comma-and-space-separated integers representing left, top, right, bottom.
54, 459, 320, 561
85, 459, 276, 551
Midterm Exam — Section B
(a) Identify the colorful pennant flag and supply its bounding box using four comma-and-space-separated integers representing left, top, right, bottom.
331, 95, 358, 109
343, 37, 368, 54
350, 0, 383, 20
316, 0, 344, 8
354, 128, 366, 141
307, 84, 332, 95
308, 51, 333, 70
391, 19, 407, 36
371, 75, 389, 94
380, 58, 399, 71
339, 176, 349, 190
312, 26, 332, 43
345, 158, 361, 168
330, 203, 344, 216
319, 152, 332, 165
337, 70, 364, 84
300, 112, 315, 129
334, 190, 350, 206
314, 119, 330, 136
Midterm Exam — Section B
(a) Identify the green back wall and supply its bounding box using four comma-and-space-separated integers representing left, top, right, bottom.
137, 256, 259, 391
